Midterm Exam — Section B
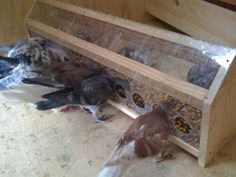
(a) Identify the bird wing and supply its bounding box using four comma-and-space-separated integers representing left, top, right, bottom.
54, 67, 96, 87
41, 87, 73, 104
30, 62, 97, 87
75, 76, 113, 105
22, 77, 65, 88
116, 110, 169, 157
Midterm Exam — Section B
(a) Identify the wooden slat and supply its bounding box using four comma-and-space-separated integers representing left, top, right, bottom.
0, 0, 34, 44
145, 0, 236, 48
199, 58, 236, 167
107, 100, 200, 157
38, 0, 236, 58
57, 0, 155, 23
219, 0, 236, 6
25, 19, 208, 109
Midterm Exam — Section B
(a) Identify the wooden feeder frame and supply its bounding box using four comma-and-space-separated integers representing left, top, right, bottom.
24, 0, 236, 167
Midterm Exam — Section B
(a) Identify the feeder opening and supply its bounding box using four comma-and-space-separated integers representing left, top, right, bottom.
132, 93, 145, 108
115, 84, 127, 99
174, 116, 191, 134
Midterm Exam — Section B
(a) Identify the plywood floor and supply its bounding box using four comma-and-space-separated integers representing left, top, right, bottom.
0, 94, 236, 177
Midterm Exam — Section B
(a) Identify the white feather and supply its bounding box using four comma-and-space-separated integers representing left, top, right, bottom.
98, 141, 137, 177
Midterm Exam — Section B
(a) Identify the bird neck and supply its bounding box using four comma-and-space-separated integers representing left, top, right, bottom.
152, 107, 166, 115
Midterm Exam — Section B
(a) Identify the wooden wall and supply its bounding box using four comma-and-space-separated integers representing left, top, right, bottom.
0, 0, 34, 44
1, 0, 235, 47
58, 0, 155, 22
0, 0, 154, 45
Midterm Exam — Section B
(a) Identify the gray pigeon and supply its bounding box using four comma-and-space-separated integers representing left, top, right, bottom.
24, 74, 129, 122
187, 64, 219, 89
0, 37, 65, 90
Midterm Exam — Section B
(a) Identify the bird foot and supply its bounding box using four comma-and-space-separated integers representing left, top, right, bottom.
153, 153, 174, 164
93, 114, 114, 123
99, 114, 113, 121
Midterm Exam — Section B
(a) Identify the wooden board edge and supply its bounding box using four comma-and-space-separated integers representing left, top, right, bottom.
199, 57, 236, 167
37, 0, 236, 55
145, 0, 236, 48
205, 67, 228, 104
218, 0, 236, 6
23, 0, 37, 25
107, 100, 200, 157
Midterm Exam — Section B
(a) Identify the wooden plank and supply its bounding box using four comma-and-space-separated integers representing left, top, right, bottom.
25, 18, 208, 109
29, 2, 219, 70
56, 0, 155, 22
205, 0, 236, 11
107, 100, 200, 157
145, 19, 185, 34
38, 0, 236, 60
199, 58, 236, 167
0, 0, 34, 44
145, 0, 236, 48
219, 0, 236, 6
24, 0, 37, 38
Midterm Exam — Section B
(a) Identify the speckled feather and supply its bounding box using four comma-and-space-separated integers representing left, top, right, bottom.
0, 37, 65, 90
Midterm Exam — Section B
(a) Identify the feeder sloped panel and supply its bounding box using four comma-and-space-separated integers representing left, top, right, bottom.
25, 0, 236, 167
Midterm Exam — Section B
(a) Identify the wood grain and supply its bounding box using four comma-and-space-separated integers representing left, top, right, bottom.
0, 0, 154, 45
219, 0, 236, 6
0, 0, 34, 44
38, 0, 235, 62
199, 59, 236, 167
145, 0, 236, 47
51, 0, 155, 22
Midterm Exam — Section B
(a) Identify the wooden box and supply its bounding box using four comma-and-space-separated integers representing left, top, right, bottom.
25, 0, 236, 167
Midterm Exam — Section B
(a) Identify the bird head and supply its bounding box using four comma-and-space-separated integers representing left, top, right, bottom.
152, 100, 173, 114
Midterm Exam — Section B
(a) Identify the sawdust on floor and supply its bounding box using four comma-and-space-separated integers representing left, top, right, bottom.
0, 95, 236, 177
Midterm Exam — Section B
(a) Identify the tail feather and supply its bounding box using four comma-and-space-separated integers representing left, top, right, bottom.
98, 142, 136, 177
41, 87, 73, 101
22, 78, 65, 88
97, 165, 129, 177
0, 56, 21, 66
0, 67, 13, 79
35, 100, 65, 110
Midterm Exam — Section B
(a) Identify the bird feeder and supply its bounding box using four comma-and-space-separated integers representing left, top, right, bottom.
25, 0, 236, 167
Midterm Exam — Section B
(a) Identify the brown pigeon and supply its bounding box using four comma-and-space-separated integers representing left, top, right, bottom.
98, 102, 173, 177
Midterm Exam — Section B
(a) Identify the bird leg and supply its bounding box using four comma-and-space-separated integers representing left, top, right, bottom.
81, 105, 111, 123
153, 151, 174, 164
153, 143, 174, 164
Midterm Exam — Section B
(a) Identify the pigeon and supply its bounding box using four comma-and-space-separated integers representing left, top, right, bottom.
23, 74, 129, 122
97, 102, 173, 177
0, 37, 65, 90
187, 64, 219, 89
22, 60, 99, 88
